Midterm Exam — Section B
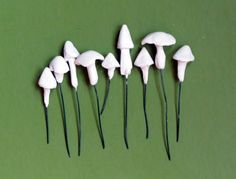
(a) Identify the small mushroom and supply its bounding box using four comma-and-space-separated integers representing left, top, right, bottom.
173, 45, 195, 142
75, 50, 105, 149
63, 41, 82, 156
100, 53, 120, 114
49, 56, 71, 157
38, 67, 57, 144
117, 24, 134, 149
134, 47, 154, 138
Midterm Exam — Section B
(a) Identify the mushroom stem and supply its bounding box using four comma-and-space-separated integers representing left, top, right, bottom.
100, 79, 110, 115
177, 81, 182, 142
43, 88, 50, 108
143, 83, 149, 139
108, 68, 115, 80
141, 66, 149, 84
155, 46, 166, 69
177, 61, 187, 82
44, 105, 49, 144
124, 77, 129, 149
54, 73, 64, 83
58, 83, 70, 157
87, 65, 98, 86
94, 85, 105, 149
74, 89, 81, 156
120, 49, 132, 76
160, 70, 171, 160
68, 59, 78, 88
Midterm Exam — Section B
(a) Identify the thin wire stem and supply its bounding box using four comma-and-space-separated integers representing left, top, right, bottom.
100, 79, 110, 115
177, 82, 182, 142
143, 84, 149, 139
44, 106, 49, 144
75, 89, 81, 156
124, 77, 129, 149
58, 83, 70, 157
160, 70, 171, 160
94, 85, 105, 149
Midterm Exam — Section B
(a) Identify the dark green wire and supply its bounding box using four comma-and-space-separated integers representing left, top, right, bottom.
160, 70, 171, 161
143, 84, 149, 139
58, 83, 71, 157
177, 82, 182, 142
100, 79, 110, 115
94, 85, 105, 149
44, 106, 49, 144
75, 89, 81, 156
124, 77, 129, 149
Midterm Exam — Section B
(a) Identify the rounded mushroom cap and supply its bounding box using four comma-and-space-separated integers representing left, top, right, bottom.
141, 32, 176, 46
38, 67, 57, 89
173, 45, 195, 62
63, 41, 80, 60
134, 47, 154, 67
102, 53, 120, 69
49, 56, 69, 74
75, 50, 104, 67
117, 24, 134, 49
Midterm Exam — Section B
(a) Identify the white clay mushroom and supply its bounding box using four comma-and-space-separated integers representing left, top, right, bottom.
102, 53, 120, 80
141, 32, 176, 69
173, 45, 195, 82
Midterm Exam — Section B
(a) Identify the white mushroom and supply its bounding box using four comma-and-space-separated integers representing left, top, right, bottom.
117, 24, 134, 78
134, 47, 154, 84
63, 41, 80, 89
102, 53, 120, 80
38, 67, 57, 107
49, 56, 69, 83
75, 50, 104, 86
173, 45, 195, 82
142, 32, 176, 69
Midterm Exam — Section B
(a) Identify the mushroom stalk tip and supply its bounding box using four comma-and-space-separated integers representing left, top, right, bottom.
55, 73, 64, 83
68, 59, 78, 89
155, 46, 166, 69
87, 65, 98, 86
141, 66, 149, 84
120, 49, 132, 77
177, 61, 187, 82
43, 88, 50, 108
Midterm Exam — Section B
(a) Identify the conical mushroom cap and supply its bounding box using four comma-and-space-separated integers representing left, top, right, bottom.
49, 56, 69, 74
117, 24, 134, 49
63, 41, 80, 60
141, 32, 176, 46
173, 45, 195, 62
38, 67, 57, 89
75, 50, 104, 67
134, 47, 154, 67
102, 53, 120, 69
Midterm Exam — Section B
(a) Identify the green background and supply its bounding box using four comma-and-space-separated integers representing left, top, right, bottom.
0, 0, 235, 178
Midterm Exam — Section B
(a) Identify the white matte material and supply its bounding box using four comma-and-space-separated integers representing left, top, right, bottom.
120, 49, 133, 78
68, 59, 78, 89
44, 88, 50, 107
177, 61, 187, 82
141, 66, 150, 84
117, 24, 134, 49
155, 46, 166, 69
102, 53, 120, 80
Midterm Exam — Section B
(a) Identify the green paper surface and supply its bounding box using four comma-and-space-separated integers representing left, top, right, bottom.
0, 0, 235, 178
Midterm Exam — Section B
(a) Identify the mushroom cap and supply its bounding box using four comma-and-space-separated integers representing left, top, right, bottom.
117, 24, 134, 49
134, 47, 154, 67
102, 53, 120, 69
173, 45, 195, 62
63, 41, 80, 60
49, 56, 69, 74
38, 67, 57, 89
75, 50, 104, 67
141, 32, 176, 46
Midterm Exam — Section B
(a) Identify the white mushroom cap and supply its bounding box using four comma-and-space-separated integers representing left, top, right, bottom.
134, 47, 154, 67
117, 24, 134, 49
102, 53, 120, 69
49, 56, 69, 74
75, 50, 104, 67
63, 41, 80, 60
38, 67, 57, 89
173, 45, 195, 62
141, 32, 176, 46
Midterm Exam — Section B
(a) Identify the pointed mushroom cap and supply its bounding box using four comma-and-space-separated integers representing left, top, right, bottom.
38, 67, 57, 89
49, 56, 69, 74
141, 32, 176, 46
117, 24, 134, 49
102, 53, 120, 69
134, 47, 154, 67
63, 41, 80, 60
75, 50, 104, 67
173, 45, 195, 62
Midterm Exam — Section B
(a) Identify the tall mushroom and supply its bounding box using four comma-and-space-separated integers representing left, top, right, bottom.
117, 24, 134, 149
142, 32, 176, 160
63, 41, 82, 156
134, 47, 154, 139
38, 67, 57, 144
100, 53, 120, 115
173, 45, 195, 142
49, 56, 71, 157
75, 50, 105, 148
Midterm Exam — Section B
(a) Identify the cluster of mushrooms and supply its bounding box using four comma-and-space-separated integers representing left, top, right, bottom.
38, 24, 195, 160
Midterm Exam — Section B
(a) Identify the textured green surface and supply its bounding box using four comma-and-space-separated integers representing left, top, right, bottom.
0, 0, 235, 178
